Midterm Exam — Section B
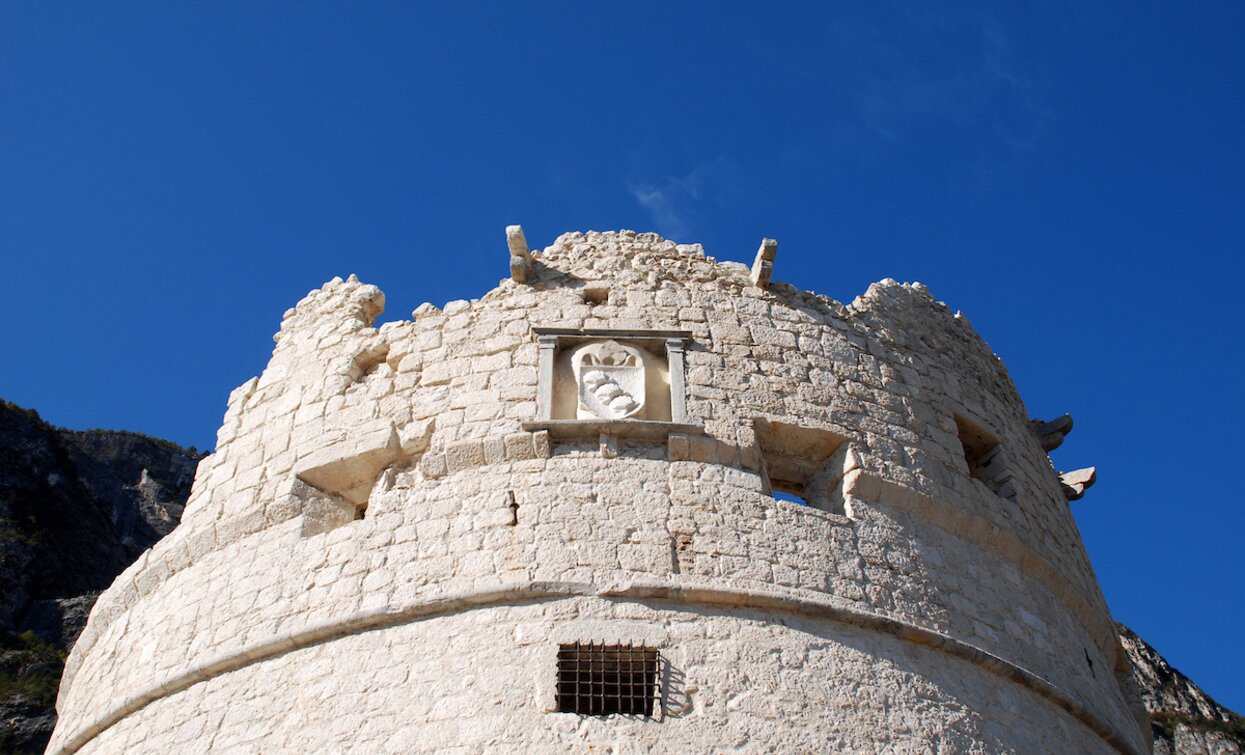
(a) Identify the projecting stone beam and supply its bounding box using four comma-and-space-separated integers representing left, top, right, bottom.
1031, 414, 1074, 452
507, 225, 532, 283
750, 238, 777, 289
1060, 467, 1096, 501
295, 423, 401, 507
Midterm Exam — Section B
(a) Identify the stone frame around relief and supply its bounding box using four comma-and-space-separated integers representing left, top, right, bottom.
522, 327, 703, 440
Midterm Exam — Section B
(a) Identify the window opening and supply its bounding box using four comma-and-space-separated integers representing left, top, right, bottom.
770, 488, 807, 506
954, 414, 1015, 498
955, 415, 996, 478
556, 642, 659, 717
754, 419, 847, 514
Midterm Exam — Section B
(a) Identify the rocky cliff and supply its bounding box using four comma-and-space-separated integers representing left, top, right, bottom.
1120, 624, 1245, 754
0, 401, 202, 752
0, 397, 1239, 753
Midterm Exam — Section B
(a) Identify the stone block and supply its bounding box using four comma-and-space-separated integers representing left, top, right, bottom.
531, 430, 551, 458
504, 433, 535, 461
483, 435, 507, 465
668, 433, 690, 461
296, 424, 401, 507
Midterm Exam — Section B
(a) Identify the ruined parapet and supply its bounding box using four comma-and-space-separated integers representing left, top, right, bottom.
51, 230, 1150, 754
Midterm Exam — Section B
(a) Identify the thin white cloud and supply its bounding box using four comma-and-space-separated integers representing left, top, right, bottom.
627, 158, 738, 240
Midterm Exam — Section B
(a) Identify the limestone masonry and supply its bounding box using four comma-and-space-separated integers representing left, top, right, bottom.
50, 230, 1152, 753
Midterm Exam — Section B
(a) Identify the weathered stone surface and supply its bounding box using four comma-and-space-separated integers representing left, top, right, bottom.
0, 401, 201, 752
294, 423, 400, 506
48, 231, 1163, 754
1, 392, 1232, 754
1121, 624, 1245, 754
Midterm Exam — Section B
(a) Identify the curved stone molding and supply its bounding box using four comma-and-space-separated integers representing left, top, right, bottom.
51, 580, 1144, 755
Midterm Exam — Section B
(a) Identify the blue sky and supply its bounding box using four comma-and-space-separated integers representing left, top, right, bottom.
2, 2, 1242, 712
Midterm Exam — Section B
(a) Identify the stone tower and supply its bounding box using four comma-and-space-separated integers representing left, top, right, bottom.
49, 230, 1150, 753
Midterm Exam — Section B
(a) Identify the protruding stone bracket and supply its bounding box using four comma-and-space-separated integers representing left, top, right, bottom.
1060, 467, 1097, 500
750, 238, 778, 289
397, 419, 435, 458
294, 424, 401, 507
507, 224, 533, 283
1031, 414, 1074, 452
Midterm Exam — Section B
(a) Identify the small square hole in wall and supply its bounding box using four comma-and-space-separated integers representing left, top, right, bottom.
556, 642, 659, 717
581, 288, 610, 306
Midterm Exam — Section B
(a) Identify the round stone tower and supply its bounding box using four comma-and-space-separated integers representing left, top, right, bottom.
50, 231, 1150, 754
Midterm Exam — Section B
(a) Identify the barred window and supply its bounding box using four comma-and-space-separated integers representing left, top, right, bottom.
556, 642, 660, 717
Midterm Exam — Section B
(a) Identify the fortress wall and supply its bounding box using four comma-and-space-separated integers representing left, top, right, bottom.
74, 598, 1116, 755
52, 232, 1148, 754
848, 283, 1107, 611
55, 461, 1139, 751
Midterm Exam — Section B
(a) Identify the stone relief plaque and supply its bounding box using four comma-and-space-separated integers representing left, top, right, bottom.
571, 340, 646, 420
532, 328, 690, 427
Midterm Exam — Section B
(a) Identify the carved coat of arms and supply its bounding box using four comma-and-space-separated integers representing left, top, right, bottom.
571, 340, 646, 420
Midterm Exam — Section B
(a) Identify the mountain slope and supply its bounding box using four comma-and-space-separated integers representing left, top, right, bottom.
0, 401, 202, 752
1120, 623, 1245, 754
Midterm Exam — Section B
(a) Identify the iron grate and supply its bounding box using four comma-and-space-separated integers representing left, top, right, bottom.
556, 641, 660, 717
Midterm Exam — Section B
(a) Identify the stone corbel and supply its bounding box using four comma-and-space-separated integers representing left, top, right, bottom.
294, 423, 400, 508
507, 225, 533, 283
1060, 467, 1096, 501
751, 238, 777, 289
1031, 414, 1074, 452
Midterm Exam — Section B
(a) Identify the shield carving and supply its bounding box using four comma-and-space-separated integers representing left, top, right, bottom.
571, 340, 647, 420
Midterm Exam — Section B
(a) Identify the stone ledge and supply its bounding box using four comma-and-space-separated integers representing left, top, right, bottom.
521, 419, 705, 442
420, 430, 552, 479
531, 327, 694, 340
